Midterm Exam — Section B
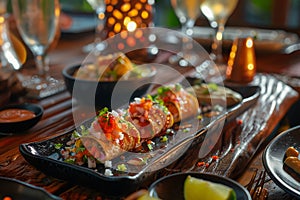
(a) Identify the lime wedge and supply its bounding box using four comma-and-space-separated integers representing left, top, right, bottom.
184, 175, 236, 200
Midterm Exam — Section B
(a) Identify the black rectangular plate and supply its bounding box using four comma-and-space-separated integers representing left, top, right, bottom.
19, 85, 260, 198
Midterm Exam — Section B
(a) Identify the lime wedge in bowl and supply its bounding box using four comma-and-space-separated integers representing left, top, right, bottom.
184, 175, 236, 200
148, 172, 250, 200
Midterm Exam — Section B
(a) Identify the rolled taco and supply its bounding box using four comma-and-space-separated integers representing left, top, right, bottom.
127, 97, 174, 140
156, 84, 199, 123
81, 108, 141, 162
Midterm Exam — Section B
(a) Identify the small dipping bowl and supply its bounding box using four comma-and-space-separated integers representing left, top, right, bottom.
0, 103, 43, 133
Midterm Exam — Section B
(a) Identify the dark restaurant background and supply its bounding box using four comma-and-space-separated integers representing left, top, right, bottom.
4, 0, 300, 34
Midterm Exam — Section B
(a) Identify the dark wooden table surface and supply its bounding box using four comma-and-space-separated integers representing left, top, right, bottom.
1, 28, 300, 200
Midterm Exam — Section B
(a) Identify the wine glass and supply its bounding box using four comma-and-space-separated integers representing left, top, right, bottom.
170, 0, 202, 67
200, 0, 239, 66
82, 0, 107, 53
12, 0, 65, 98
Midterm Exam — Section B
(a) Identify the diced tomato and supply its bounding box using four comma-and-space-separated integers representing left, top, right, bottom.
129, 98, 153, 118
97, 113, 116, 133
212, 155, 219, 161
197, 161, 205, 167
161, 91, 179, 103
237, 119, 243, 125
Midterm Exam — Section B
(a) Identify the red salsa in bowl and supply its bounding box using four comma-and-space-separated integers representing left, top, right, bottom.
0, 108, 36, 123
0, 103, 43, 133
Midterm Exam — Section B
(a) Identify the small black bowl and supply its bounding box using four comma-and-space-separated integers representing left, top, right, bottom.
0, 176, 61, 200
148, 172, 251, 200
62, 64, 157, 109
0, 103, 43, 133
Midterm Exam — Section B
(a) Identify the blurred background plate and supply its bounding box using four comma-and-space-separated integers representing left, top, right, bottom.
192, 26, 299, 54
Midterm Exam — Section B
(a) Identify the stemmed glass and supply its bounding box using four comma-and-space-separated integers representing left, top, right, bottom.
12, 0, 65, 98
82, 0, 106, 53
200, 0, 238, 66
170, 0, 202, 67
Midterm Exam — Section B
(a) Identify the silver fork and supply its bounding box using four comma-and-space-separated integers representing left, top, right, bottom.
245, 170, 268, 200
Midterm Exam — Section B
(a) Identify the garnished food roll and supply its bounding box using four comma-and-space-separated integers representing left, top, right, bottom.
80, 84, 199, 163
81, 108, 141, 162
155, 84, 199, 123
127, 97, 174, 140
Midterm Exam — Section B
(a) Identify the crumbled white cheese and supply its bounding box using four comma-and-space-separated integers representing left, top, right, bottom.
119, 132, 124, 140
104, 160, 112, 168
104, 169, 113, 176
134, 97, 141, 103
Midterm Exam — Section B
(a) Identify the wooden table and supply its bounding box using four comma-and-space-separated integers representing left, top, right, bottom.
0, 29, 300, 200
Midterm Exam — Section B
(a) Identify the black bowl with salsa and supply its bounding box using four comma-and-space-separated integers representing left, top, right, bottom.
0, 103, 43, 133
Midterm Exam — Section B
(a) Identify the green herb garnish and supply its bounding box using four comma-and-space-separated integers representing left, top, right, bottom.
54, 143, 63, 149
117, 164, 127, 172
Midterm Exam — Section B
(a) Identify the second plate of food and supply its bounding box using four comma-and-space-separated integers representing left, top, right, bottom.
262, 125, 300, 198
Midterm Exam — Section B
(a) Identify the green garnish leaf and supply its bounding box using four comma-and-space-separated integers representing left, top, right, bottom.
117, 164, 127, 172
72, 130, 82, 138
99, 107, 109, 117
207, 83, 218, 91
161, 136, 168, 142
147, 143, 153, 151
54, 143, 63, 150
65, 158, 75, 164
76, 146, 86, 153
157, 85, 171, 95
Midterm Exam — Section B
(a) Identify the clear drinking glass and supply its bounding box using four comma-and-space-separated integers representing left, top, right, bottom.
82, 0, 106, 53
170, 0, 202, 67
12, 0, 65, 98
200, 0, 238, 66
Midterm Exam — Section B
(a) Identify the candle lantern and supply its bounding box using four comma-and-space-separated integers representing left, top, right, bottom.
104, 0, 154, 50
226, 37, 256, 83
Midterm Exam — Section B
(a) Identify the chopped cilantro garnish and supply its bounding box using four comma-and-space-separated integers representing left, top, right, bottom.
161, 136, 168, 142
207, 83, 218, 91
54, 143, 63, 150
72, 130, 81, 138
83, 155, 88, 163
78, 125, 90, 136
183, 128, 190, 133
99, 107, 109, 116
157, 86, 171, 95
201, 83, 219, 95
146, 94, 154, 101
76, 146, 86, 153
117, 164, 127, 172
147, 143, 153, 151
65, 158, 75, 164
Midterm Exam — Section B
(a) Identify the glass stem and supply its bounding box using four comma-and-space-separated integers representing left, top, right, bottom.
35, 54, 49, 78
181, 19, 194, 58
94, 6, 106, 44
211, 22, 225, 65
